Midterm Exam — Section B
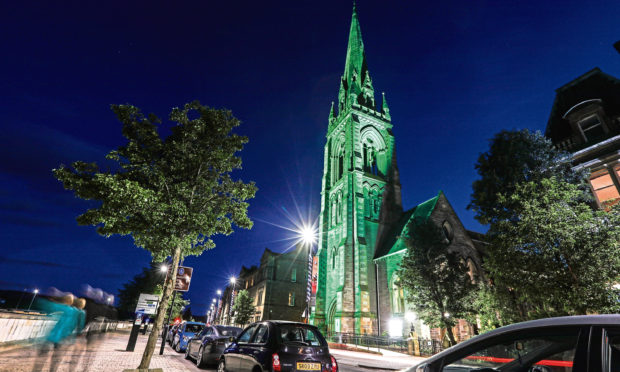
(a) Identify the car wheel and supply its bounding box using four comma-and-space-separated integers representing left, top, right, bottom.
196, 345, 207, 368
175, 340, 182, 353
185, 344, 192, 360
217, 359, 226, 372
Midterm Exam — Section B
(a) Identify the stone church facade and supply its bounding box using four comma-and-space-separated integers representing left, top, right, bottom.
310, 5, 482, 338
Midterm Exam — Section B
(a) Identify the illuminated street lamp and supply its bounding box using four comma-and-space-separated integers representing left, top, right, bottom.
160, 264, 168, 273
27, 289, 39, 311
296, 223, 318, 324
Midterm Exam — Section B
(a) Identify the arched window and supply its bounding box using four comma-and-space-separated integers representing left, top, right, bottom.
391, 275, 405, 314
337, 193, 343, 224
363, 187, 370, 218
331, 197, 336, 227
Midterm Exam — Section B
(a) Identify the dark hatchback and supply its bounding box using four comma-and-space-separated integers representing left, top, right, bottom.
186, 325, 242, 368
219, 321, 338, 372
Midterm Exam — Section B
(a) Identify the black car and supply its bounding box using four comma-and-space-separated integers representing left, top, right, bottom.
166, 324, 180, 345
219, 321, 338, 372
186, 325, 243, 368
411, 314, 620, 372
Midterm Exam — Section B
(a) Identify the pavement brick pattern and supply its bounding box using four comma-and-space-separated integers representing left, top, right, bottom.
0, 331, 200, 372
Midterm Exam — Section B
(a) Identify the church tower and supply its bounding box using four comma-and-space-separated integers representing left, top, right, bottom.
312, 4, 402, 335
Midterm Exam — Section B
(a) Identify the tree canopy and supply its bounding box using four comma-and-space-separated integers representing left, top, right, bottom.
399, 219, 476, 346
469, 129, 587, 225
232, 289, 255, 327
54, 101, 256, 369
487, 177, 620, 319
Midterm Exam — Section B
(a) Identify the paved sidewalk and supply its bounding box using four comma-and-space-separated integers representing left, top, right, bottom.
0, 331, 203, 372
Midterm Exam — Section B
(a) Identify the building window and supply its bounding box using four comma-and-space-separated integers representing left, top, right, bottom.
291, 268, 296, 282
288, 292, 295, 306
578, 114, 605, 142
257, 288, 263, 306
442, 220, 454, 243
590, 169, 620, 206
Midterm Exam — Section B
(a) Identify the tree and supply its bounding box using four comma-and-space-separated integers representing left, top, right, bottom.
486, 177, 620, 319
117, 263, 189, 320
469, 129, 587, 225
399, 219, 477, 346
232, 289, 254, 326
53, 101, 256, 369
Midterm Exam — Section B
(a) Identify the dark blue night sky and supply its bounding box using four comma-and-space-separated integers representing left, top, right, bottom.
1, 1, 619, 315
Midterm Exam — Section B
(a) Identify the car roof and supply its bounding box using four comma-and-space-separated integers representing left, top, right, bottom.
183, 321, 205, 325
421, 315, 620, 365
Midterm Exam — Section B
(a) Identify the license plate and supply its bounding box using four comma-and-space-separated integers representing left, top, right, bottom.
296, 362, 321, 370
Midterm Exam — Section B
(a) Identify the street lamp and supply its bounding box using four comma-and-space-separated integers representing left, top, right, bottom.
27, 289, 39, 311
228, 277, 237, 325
160, 264, 168, 273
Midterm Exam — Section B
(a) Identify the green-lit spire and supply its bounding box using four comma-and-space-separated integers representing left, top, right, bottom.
381, 92, 391, 120
343, 3, 366, 90
329, 101, 336, 125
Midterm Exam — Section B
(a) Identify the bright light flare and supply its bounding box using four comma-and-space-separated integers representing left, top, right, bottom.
230, 276, 236, 284
160, 264, 168, 273
299, 224, 317, 246
33, 289, 39, 294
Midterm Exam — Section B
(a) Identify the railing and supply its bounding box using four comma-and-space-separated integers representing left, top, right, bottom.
326, 332, 408, 353
416, 338, 445, 356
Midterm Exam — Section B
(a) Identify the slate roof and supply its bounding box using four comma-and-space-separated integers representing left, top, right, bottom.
373, 191, 441, 260
545, 68, 620, 144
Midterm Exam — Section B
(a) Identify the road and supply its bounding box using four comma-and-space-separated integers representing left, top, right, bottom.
0, 331, 424, 372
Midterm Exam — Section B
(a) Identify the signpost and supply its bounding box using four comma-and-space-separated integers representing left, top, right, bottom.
174, 266, 193, 292
127, 293, 160, 351
135, 293, 160, 315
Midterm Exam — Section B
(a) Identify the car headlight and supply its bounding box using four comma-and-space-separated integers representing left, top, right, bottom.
183, 336, 189, 342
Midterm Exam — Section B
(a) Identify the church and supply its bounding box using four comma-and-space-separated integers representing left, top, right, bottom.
310, 5, 483, 339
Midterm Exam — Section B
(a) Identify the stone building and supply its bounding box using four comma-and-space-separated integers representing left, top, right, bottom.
310, 5, 482, 338
545, 68, 620, 209
215, 245, 310, 326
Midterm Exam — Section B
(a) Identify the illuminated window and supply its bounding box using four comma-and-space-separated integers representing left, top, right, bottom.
590, 169, 620, 205
288, 292, 295, 306
257, 288, 263, 305
579, 115, 605, 142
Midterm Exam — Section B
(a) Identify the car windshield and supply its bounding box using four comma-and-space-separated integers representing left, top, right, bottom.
278, 324, 326, 347
217, 326, 242, 336
184, 324, 203, 333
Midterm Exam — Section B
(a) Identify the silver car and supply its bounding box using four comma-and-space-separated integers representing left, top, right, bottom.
411, 314, 620, 372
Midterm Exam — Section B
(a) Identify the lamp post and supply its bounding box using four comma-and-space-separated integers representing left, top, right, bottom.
299, 225, 317, 324
27, 289, 39, 311
228, 277, 236, 325
215, 289, 222, 324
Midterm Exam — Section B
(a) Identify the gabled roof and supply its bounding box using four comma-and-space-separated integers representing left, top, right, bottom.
545, 68, 620, 143
373, 191, 442, 260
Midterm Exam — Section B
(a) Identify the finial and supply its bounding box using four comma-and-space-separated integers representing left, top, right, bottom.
353, 0, 357, 13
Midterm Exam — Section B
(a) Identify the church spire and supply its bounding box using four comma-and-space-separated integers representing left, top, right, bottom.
381, 92, 391, 120
343, 2, 366, 86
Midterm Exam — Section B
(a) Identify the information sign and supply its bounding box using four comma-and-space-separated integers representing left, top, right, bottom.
135, 293, 160, 315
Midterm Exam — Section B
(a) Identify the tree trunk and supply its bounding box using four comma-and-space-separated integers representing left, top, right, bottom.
445, 323, 457, 346
138, 245, 182, 369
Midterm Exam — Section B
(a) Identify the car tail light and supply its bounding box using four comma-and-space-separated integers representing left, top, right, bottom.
272, 353, 281, 372
330, 355, 338, 372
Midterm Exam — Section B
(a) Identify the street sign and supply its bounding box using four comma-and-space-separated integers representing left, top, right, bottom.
135, 293, 160, 315
174, 266, 193, 292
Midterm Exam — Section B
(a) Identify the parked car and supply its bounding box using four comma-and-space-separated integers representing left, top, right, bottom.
219, 320, 338, 372
185, 325, 242, 368
410, 314, 620, 372
166, 324, 180, 345
172, 321, 205, 352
